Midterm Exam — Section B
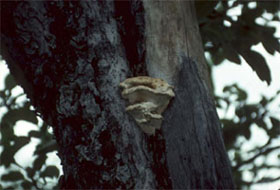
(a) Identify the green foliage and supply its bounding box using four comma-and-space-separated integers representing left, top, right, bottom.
2, 171, 24, 181
196, 0, 280, 85
216, 84, 280, 189
195, 1, 280, 189
4, 74, 17, 91
0, 73, 59, 190
40, 166, 60, 179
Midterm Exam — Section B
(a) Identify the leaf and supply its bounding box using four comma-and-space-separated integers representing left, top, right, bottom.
21, 181, 33, 190
255, 119, 267, 130
0, 122, 15, 145
239, 49, 271, 85
40, 165, 60, 178
241, 6, 264, 23
0, 124, 17, 167
0, 136, 30, 167
26, 167, 35, 179
33, 155, 47, 171
262, 35, 280, 54
222, 119, 241, 149
237, 105, 258, 119
222, 84, 247, 101
4, 74, 17, 91
259, 27, 280, 54
0, 147, 16, 167
272, 15, 279, 21
1, 171, 24, 181
268, 117, 280, 138
260, 96, 268, 107
235, 85, 247, 101
195, 1, 219, 19
222, 44, 241, 64
270, 117, 280, 127
258, 1, 280, 13
223, 85, 233, 93
210, 47, 225, 65
13, 136, 31, 151
1, 106, 38, 126
28, 130, 42, 138
243, 125, 251, 140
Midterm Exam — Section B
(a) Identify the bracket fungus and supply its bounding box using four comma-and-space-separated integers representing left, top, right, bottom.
120, 76, 175, 135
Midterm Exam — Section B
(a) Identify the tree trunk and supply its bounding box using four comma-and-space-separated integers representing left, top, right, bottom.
1, 1, 235, 189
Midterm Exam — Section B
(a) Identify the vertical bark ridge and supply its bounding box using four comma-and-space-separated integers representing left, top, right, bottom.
163, 56, 234, 189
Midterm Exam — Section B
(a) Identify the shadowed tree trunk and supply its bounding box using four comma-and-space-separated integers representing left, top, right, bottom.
1, 1, 235, 189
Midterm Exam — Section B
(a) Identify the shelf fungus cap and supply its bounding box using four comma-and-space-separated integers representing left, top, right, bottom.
120, 76, 175, 135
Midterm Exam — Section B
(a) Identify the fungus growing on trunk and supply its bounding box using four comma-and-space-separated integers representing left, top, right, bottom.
120, 76, 175, 135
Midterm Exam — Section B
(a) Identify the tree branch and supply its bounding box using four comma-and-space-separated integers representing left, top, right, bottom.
234, 145, 280, 170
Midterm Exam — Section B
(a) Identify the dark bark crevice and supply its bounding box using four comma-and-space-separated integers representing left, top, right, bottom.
114, 0, 147, 76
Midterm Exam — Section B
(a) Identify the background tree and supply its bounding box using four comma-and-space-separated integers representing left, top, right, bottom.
0, 0, 279, 189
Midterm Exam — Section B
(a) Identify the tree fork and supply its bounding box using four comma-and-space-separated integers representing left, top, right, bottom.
1, 1, 235, 189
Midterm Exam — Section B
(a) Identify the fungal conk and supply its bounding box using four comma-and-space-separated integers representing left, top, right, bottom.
120, 76, 175, 135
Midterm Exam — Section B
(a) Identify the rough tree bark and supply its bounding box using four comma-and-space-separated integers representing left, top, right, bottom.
1, 1, 235, 189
